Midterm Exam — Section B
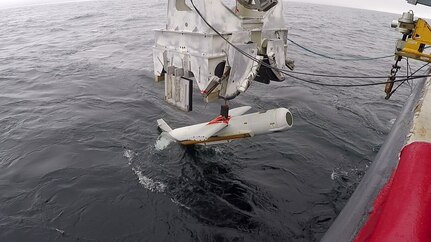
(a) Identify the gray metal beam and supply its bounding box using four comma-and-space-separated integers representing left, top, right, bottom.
407, 0, 431, 7
321, 73, 429, 242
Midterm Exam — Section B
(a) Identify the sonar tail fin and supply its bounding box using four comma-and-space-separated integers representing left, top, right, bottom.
157, 119, 172, 133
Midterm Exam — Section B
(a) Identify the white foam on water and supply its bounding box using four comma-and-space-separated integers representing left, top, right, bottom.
170, 198, 191, 210
330, 170, 336, 180
123, 149, 135, 164
331, 169, 349, 180
154, 134, 173, 151
132, 168, 167, 193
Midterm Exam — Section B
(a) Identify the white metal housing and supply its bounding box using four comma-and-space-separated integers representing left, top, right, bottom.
153, 0, 293, 111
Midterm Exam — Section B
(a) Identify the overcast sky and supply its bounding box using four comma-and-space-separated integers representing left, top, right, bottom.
0, 0, 91, 9
1, 0, 431, 17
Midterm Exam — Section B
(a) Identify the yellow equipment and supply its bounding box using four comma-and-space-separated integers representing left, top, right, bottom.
386, 11, 431, 99
395, 18, 431, 62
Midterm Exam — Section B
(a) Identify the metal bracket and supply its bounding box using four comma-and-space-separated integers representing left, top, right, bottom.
165, 67, 193, 111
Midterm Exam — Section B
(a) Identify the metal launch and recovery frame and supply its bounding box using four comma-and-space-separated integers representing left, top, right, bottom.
153, 0, 294, 111
384, 9, 431, 99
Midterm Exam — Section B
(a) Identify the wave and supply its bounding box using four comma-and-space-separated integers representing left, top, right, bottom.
49, 27, 65, 32
132, 168, 167, 193
123, 16, 143, 22
67, 13, 103, 21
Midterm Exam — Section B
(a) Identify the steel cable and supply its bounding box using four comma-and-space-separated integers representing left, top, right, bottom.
188, 0, 431, 88
287, 38, 395, 61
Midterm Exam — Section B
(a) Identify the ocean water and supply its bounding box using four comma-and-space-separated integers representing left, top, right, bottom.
0, 1, 422, 241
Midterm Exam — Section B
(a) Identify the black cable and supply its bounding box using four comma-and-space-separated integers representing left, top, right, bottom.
189, 0, 264, 65
390, 61, 429, 95
287, 38, 395, 61
189, 0, 299, 81
284, 72, 429, 87
284, 70, 402, 79
181, 76, 194, 82
407, 58, 414, 88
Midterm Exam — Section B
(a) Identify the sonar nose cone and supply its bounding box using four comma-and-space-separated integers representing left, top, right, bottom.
273, 107, 294, 131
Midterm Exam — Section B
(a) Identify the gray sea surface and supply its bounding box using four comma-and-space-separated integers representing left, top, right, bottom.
0, 1, 422, 241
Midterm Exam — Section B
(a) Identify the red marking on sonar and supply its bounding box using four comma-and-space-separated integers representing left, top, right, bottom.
207, 115, 230, 125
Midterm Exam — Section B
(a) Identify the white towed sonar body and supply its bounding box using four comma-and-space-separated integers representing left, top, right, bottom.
157, 106, 293, 146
